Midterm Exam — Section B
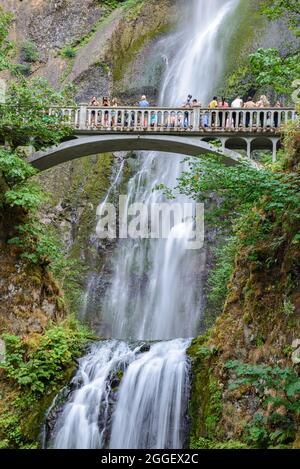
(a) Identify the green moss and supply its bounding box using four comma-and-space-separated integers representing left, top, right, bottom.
116, 369, 124, 381
217, 0, 267, 99
187, 334, 223, 444
112, 23, 170, 83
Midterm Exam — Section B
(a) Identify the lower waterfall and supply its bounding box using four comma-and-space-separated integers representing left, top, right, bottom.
47, 340, 190, 449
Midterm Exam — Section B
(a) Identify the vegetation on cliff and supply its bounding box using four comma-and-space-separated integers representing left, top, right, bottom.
187, 126, 300, 448
0, 9, 91, 448
184, 124, 300, 448
0, 319, 90, 448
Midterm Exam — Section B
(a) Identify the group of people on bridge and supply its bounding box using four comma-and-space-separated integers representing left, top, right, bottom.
87, 93, 285, 130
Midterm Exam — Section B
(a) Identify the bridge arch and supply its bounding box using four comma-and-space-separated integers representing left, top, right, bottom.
28, 134, 246, 172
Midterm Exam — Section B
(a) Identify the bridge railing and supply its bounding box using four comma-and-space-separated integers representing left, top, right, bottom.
48, 106, 298, 132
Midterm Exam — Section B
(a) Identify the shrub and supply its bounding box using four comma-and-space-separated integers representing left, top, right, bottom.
0, 319, 91, 448
1, 319, 89, 399
21, 40, 39, 63
225, 360, 300, 447
61, 46, 76, 59
12, 62, 31, 76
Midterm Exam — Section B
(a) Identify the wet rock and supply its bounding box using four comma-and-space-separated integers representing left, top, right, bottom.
139, 343, 151, 353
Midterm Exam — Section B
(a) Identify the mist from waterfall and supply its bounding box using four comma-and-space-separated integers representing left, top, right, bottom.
48, 0, 240, 450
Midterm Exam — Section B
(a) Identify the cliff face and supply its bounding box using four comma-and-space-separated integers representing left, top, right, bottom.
3, 0, 178, 102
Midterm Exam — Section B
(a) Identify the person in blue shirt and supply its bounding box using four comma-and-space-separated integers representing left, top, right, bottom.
139, 95, 149, 107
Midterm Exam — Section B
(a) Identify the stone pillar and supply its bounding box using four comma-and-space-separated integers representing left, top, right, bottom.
79, 103, 87, 130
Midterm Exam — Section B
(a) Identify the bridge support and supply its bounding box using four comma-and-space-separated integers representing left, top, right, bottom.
271, 138, 280, 163
246, 139, 252, 159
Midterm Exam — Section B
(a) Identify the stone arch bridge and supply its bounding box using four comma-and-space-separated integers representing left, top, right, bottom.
27, 105, 298, 171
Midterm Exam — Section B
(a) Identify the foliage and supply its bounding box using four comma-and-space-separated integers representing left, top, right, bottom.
0, 150, 79, 274
1, 320, 89, 398
0, 319, 90, 448
224, 64, 255, 102
0, 77, 75, 150
0, 149, 37, 187
101, 0, 127, 9
207, 237, 237, 313
21, 40, 40, 63
61, 45, 76, 59
176, 154, 300, 247
8, 220, 81, 277
190, 436, 248, 449
249, 48, 300, 98
0, 12, 77, 270
11, 62, 31, 77
224, 1, 300, 100
225, 360, 300, 447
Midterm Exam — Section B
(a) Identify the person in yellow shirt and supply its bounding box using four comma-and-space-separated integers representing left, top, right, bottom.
208, 96, 218, 109
208, 96, 218, 126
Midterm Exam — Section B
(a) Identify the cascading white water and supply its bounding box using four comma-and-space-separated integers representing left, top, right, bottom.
52, 341, 135, 449
49, 0, 240, 450
109, 340, 190, 449
50, 340, 190, 449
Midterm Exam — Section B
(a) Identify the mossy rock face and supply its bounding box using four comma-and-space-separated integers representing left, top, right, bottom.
187, 335, 223, 445
107, 0, 178, 101
19, 363, 76, 444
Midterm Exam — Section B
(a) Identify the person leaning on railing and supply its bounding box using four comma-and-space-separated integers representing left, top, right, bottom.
243, 97, 256, 127
89, 96, 100, 126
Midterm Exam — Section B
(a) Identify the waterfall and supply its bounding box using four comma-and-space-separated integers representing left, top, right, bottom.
109, 340, 190, 449
48, 0, 240, 449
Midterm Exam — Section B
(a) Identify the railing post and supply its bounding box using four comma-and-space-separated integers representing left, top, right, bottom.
193, 106, 201, 130
79, 104, 87, 130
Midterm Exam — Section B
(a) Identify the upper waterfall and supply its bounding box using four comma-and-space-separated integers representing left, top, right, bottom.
96, 0, 240, 341
160, 0, 240, 105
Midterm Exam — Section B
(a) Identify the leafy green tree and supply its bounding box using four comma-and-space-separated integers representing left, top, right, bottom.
0, 7, 75, 270
176, 155, 300, 235
249, 48, 300, 97
0, 77, 74, 150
